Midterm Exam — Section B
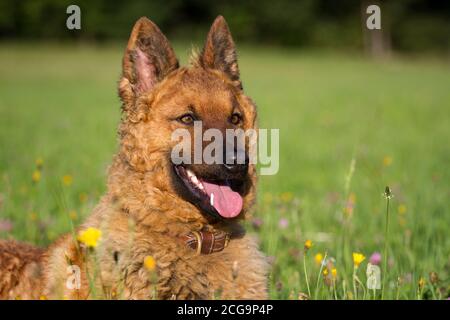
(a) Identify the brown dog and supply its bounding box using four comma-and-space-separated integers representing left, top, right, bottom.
0, 16, 268, 300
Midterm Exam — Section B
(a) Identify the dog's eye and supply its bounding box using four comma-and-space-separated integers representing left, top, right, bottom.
178, 113, 195, 125
230, 113, 242, 125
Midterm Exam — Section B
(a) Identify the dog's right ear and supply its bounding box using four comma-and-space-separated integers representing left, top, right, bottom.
119, 17, 179, 111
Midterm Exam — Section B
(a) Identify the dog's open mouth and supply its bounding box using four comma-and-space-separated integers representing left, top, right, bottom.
174, 165, 243, 219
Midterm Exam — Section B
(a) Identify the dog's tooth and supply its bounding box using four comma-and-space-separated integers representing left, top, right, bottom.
186, 169, 195, 178
185, 168, 205, 191
191, 175, 199, 184
210, 193, 214, 206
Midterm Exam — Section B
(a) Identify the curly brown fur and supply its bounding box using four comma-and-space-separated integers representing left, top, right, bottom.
0, 241, 44, 299
0, 16, 268, 300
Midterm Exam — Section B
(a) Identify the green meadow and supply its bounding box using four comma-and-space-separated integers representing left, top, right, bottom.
0, 43, 449, 299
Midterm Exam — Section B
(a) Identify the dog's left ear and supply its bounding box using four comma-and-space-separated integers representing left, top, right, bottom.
200, 16, 242, 90
119, 17, 179, 110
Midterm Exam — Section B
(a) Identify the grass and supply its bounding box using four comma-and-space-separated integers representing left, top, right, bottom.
0, 43, 449, 300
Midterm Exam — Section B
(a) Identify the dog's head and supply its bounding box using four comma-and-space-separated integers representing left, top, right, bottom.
117, 16, 257, 222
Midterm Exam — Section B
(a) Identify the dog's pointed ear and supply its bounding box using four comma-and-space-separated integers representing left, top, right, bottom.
119, 17, 179, 109
200, 16, 242, 90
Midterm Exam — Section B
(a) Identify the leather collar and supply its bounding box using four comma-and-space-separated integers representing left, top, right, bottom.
182, 229, 230, 255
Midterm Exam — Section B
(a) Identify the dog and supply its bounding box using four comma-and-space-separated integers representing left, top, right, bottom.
0, 16, 268, 300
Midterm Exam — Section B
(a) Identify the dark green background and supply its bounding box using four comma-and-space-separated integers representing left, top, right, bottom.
0, 0, 449, 53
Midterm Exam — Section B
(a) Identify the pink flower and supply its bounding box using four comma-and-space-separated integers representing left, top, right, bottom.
251, 217, 263, 229
267, 256, 276, 265
278, 218, 289, 229
0, 219, 13, 232
369, 252, 382, 265
403, 273, 413, 284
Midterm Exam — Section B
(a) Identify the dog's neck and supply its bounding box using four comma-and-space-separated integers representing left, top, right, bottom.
181, 224, 245, 255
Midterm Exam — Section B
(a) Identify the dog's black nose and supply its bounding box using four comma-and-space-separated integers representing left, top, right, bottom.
224, 147, 248, 173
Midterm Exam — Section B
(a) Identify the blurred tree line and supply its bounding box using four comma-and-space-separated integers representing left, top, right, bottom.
0, 0, 448, 53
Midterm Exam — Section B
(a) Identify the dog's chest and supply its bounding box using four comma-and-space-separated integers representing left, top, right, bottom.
101, 224, 252, 299
156, 249, 231, 299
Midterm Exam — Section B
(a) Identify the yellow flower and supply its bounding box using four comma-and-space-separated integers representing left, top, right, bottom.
144, 256, 156, 271
32, 170, 41, 183
331, 268, 337, 279
39, 295, 47, 300
314, 253, 324, 266
79, 192, 88, 203
383, 156, 393, 167
343, 206, 353, 217
29, 212, 38, 221
352, 252, 365, 268
62, 174, 73, 186
323, 268, 329, 276
398, 204, 407, 215
418, 277, 426, 289
304, 240, 313, 251
77, 227, 102, 248
35, 158, 44, 169
69, 210, 78, 220
280, 192, 293, 203
263, 193, 273, 204
349, 193, 356, 203
398, 216, 407, 227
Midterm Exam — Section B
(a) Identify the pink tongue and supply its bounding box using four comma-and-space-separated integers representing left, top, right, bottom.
201, 180, 243, 218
